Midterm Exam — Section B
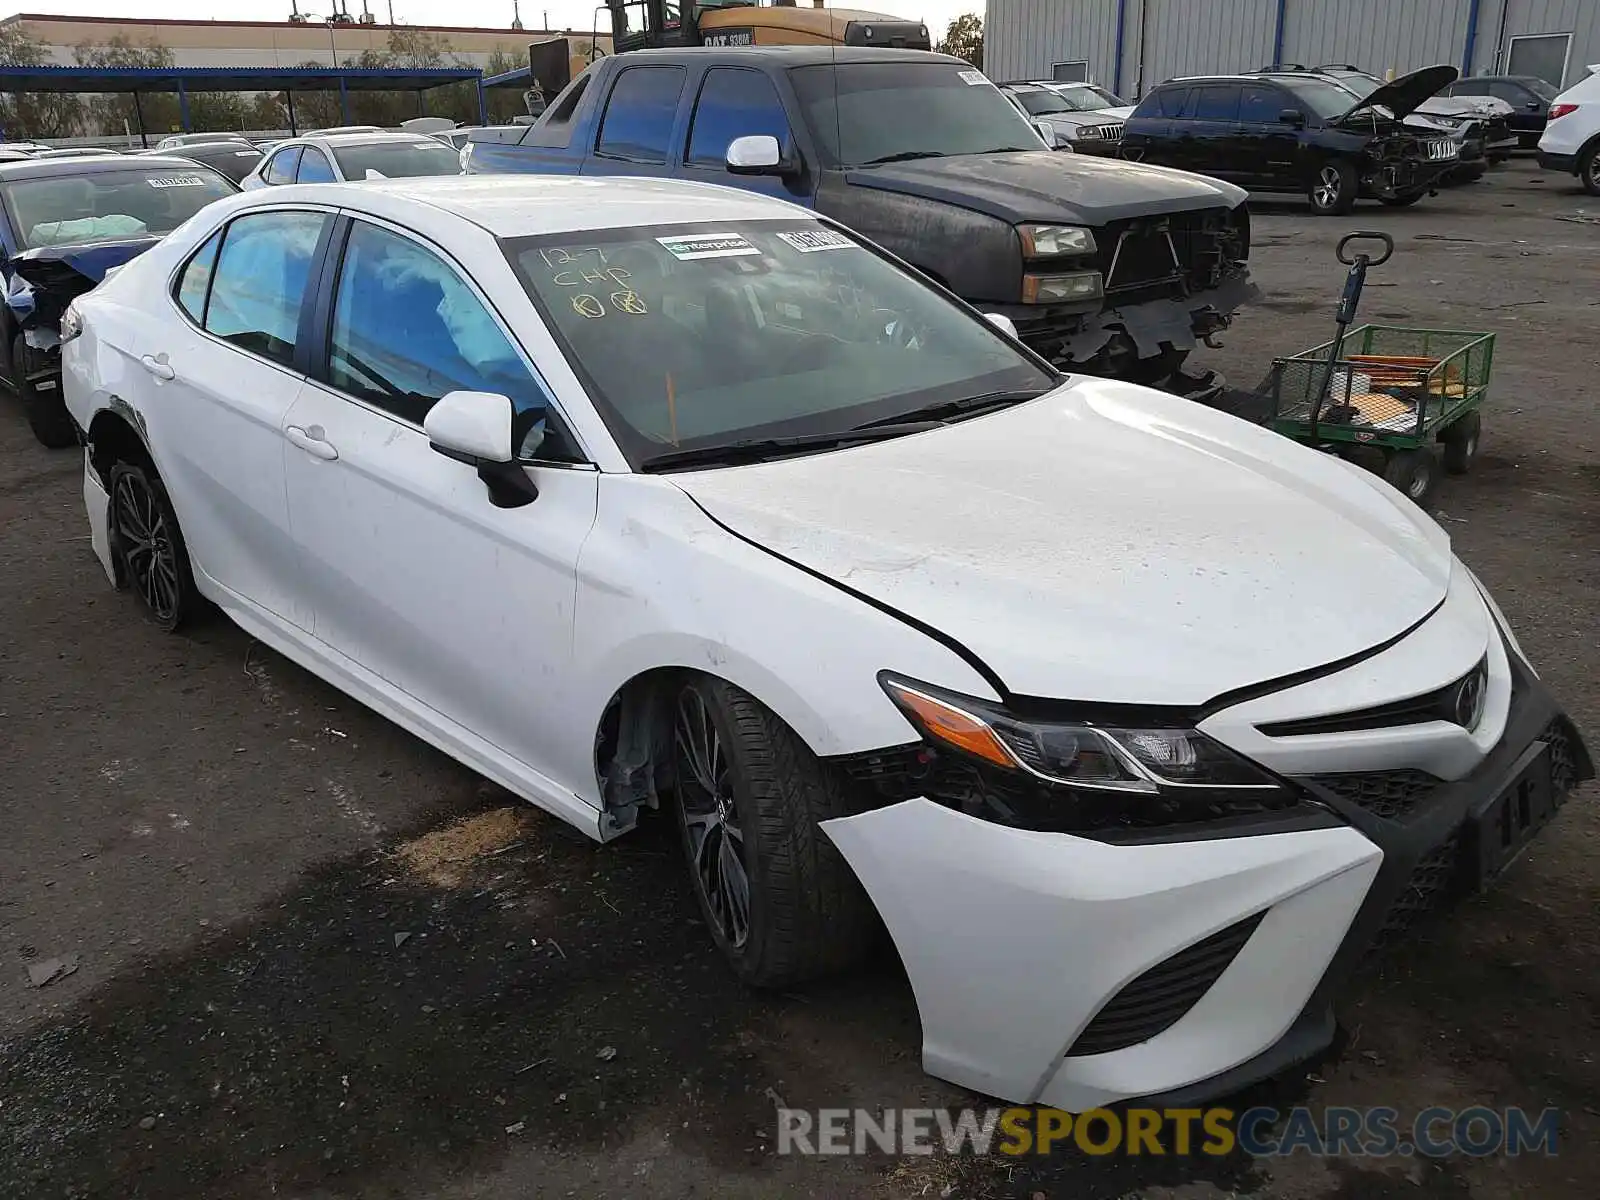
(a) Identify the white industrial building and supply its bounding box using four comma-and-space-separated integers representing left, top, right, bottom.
985, 0, 1598, 98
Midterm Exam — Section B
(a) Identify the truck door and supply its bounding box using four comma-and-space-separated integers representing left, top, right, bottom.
677, 67, 814, 204
582, 64, 689, 181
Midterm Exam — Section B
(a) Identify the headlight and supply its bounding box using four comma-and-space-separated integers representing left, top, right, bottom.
60, 301, 83, 343
1018, 223, 1096, 257
1022, 270, 1103, 303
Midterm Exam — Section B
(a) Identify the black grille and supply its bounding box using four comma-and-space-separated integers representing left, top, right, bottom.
1258, 659, 1487, 737
1303, 769, 1442, 820
1545, 719, 1581, 794
1093, 207, 1237, 304
1368, 832, 1463, 959
831, 743, 932, 787
1066, 913, 1264, 1057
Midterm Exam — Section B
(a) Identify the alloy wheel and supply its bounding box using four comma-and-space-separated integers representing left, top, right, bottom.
1587, 155, 1600, 193
1313, 166, 1342, 210
112, 471, 179, 623
674, 688, 750, 948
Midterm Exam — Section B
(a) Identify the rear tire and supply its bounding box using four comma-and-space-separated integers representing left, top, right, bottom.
1382, 448, 1440, 504
1581, 145, 1600, 197
12, 334, 76, 448
1310, 159, 1358, 215
107, 459, 201, 632
670, 675, 877, 989
1440, 410, 1482, 475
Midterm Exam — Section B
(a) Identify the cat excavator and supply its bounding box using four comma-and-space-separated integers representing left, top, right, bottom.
525, 0, 930, 106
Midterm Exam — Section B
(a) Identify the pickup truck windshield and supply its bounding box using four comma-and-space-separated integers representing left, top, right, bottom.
3, 167, 236, 249
506, 220, 1052, 468
791, 62, 1044, 167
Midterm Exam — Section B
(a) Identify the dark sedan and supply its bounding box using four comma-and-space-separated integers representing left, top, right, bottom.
0, 155, 237, 446
141, 139, 265, 184
1443, 75, 1560, 146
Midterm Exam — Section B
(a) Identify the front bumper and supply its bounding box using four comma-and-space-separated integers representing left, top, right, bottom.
823, 647, 1590, 1109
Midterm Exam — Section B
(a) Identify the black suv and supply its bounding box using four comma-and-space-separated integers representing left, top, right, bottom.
1121, 67, 1462, 214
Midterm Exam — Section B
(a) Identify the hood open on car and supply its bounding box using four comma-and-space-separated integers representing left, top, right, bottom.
5, 237, 159, 332
1342, 65, 1460, 121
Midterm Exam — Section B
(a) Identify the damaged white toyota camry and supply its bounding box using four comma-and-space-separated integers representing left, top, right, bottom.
64, 176, 1590, 1109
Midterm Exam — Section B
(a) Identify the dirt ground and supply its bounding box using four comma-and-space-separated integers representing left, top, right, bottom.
1, 159, 1596, 1200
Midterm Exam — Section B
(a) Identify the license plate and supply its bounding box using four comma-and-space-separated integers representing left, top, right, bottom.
1466, 743, 1560, 888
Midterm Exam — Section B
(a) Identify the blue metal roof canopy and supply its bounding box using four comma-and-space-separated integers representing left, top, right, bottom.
0, 64, 487, 143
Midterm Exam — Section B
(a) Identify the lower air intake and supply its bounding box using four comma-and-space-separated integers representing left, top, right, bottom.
1066, 911, 1265, 1057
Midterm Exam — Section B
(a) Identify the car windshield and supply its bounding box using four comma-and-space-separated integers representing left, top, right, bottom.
184, 146, 264, 183
790, 62, 1044, 166
506, 220, 1055, 468
1283, 77, 1369, 119
3, 167, 236, 249
329, 139, 461, 179
1014, 87, 1103, 114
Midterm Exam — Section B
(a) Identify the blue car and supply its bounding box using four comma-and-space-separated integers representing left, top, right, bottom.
0, 154, 236, 446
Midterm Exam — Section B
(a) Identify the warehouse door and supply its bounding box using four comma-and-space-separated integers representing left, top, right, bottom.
1506, 32, 1572, 89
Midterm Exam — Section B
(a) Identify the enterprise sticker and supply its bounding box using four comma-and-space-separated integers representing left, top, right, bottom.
656, 232, 760, 260
776, 229, 854, 253
147, 174, 208, 188
959, 69, 989, 86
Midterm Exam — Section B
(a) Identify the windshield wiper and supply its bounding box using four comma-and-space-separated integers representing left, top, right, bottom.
858, 150, 947, 165
856, 388, 1051, 429
638, 422, 943, 473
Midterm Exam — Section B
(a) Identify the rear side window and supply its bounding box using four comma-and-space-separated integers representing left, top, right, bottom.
296, 148, 337, 183
203, 210, 328, 367
596, 66, 687, 163
174, 227, 223, 324
1192, 85, 1241, 121
264, 147, 302, 185
687, 68, 792, 166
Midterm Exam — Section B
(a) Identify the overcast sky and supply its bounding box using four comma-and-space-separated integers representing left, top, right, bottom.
12, 0, 978, 43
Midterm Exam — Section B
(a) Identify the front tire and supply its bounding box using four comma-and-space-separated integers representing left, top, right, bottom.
12, 334, 76, 448
671, 676, 877, 988
107, 460, 201, 632
1310, 159, 1358, 215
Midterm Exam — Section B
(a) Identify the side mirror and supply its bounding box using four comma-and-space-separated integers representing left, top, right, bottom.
424, 390, 539, 508
726, 134, 788, 176
984, 312, 1018, 339
363, 167, 388, 180
1278, 108, 1306, 126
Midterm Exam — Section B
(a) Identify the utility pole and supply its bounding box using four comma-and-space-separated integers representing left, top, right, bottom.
388, 1, 396, 23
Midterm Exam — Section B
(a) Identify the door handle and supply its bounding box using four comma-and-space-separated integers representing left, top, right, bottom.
285, 425, 339, 461
139, 353, 175, 381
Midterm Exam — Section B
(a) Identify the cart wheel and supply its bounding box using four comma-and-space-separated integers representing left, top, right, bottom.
1382, 449, 1440, 503
1439, 410, 1482, 475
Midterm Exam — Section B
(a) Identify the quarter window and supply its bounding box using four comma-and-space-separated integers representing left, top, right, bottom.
175, 227, 223, 324
596, 66, 687, 163
327, 221, 561, 456
264, 147, 302, 185
203, 211, 328, 367
687, 68, 791, 166
297, 148, 337, 183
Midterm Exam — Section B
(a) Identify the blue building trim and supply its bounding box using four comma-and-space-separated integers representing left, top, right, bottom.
1112, 0, 1129, 96
1272, 0, 1289, 69
1462, 0, 1483, 75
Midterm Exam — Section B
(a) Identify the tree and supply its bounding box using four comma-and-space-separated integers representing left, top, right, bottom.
937, 13, 983, 71
0, 25, 84, 138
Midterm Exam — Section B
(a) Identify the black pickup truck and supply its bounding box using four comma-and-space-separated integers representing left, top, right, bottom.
465, 47, 1258, 394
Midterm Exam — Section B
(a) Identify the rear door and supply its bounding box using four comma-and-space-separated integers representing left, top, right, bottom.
136, 207, 331, 627
583, 64, 689, 180
677, 66, 813, 203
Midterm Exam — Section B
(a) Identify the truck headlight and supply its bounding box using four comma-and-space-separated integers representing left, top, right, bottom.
1018, 223, 1097, 257
1022, 270, 1103, 303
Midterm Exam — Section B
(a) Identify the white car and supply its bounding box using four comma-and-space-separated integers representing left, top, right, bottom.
240, 131, 461, 189
61, 176, 1591, 1109
1000, 81, 1131, 153
1537, 65, 1600, 194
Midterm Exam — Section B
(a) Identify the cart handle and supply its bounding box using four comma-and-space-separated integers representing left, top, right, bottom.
1337, 231, 1394, 266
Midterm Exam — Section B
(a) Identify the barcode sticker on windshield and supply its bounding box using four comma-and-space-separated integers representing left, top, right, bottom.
776, 229, 854, 254
147, 174, 208, 188
959, 69, 989, 86
656, 232, 759, 260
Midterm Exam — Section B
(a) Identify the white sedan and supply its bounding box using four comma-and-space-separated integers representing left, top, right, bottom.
240, 130, 461, 188
62, 176, 1590, 1109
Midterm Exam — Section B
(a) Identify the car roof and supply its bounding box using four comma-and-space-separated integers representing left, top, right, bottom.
610, 46, 963, 68
285, 131, 445, 150
255, 174, 808, 239
0, 154, 218, 181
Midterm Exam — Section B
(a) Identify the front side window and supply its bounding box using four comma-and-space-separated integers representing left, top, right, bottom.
264, 147, 302, 185
1239, 85, 1285, 123
507, 221, 1054, 468
175, 227, 224, 324
203, 210, 328, 367
296, 148, 337, 183
328, 221, 559, 451
1, 167, 236, 250
328, 139, 461, 180
790, 62, 1041, 167
1284, 79, 1365, 120
687, 68, 792, 166
596, 66, 687, 163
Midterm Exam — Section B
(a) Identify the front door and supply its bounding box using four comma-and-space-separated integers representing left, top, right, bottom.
1235, 84, 1300, 189
280, 217, 599, 788
138, 208, 330, 627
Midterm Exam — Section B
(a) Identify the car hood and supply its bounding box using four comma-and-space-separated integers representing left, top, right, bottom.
5, 237, 160, 328
1344, 65, 1459, 120
843, 150, 1246, 223
1418, 95, 1512, 118
673, 379, 1453, 706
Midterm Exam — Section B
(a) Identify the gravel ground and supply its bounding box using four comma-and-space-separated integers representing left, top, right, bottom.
1, 159, 1596, 1200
